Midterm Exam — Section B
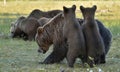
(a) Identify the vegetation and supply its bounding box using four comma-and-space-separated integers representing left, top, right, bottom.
0, 1, 120, 72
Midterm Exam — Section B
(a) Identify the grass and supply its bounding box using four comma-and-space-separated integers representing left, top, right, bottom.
0, 1, 120, 72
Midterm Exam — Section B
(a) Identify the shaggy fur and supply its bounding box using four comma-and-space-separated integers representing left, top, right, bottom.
35, 12, 67, 63
10, 9, 62, 40
10, 17, 40, 41
38, 17, 50, 26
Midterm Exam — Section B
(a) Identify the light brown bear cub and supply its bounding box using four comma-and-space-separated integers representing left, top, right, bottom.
63, 5, 86, 67
80, 5, 105, 67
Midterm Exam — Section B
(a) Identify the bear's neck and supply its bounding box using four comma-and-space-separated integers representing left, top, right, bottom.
65, 15, 76, 24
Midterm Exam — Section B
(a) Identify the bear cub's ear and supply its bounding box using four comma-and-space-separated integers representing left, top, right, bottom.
37, 27, 44, 35
92, 5, 97, 11
63, 6, 68, 13
80, 5, 84, 12
72, 5, 76, 11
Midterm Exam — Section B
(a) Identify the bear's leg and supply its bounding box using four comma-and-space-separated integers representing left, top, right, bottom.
100, 53, 106, 64
66, 49, 79, 67
41, 43, 67, 64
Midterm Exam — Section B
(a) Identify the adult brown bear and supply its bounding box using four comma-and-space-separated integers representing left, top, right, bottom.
35, 10, 112, 65
80, 5, 106, 67
37, 17, 50, 26
10, 16, 27, 39
35, 12, 67, 64
10, 9, 62, 40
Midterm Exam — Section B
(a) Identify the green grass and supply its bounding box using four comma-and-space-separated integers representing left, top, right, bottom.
0, 1, 120, 72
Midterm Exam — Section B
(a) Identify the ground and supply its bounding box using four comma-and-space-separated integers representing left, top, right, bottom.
0, 1, 120, 72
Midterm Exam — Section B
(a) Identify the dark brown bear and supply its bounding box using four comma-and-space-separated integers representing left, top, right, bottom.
35, 12, 67, 64
63, 5, 86, 67
80, 5, 105, 67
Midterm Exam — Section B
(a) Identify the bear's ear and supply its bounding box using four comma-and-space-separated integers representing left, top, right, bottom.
80, 5, 84, 12
63, 6, 68, 13
37, 27, 44, 35
72, 5, 76, 11
61, 13, 64, 18
93, 5, 97, 11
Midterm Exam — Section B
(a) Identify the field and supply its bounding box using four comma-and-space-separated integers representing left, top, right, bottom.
0, 1, 120, 72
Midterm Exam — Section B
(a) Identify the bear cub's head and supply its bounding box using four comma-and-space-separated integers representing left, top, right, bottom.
63, 5, 76, 19
80, 5, 97, 20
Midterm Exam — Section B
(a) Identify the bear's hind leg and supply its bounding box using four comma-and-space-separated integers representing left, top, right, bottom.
66, 49, 79, 68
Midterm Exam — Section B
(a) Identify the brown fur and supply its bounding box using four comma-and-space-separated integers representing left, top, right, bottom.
10, 17, 40, 41
27, 9, 62, 19
35, 12, 67, 64
27, 9, 43, 19
36, 12, 64, 53
80, 5, 105, 67
38, 17, 50, 26
63, 5, 86, 67
21, 18, 41, 40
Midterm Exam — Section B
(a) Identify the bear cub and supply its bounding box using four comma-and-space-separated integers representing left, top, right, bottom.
80, 5, 105, 67
63, 5, 86, 67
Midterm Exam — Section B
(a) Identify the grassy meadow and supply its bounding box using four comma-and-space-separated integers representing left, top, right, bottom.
0, 1, 120, 72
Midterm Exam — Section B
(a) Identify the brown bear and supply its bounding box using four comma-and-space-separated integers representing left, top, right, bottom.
27, 9, 62, 19
10, 16, 27, 39
10, 17, 40, 41
63, 5, 86, 67
35, 12, 67, 64
35, 10, 112, 66
37, 17, 50, 26
80, 5, 105, 67
10, 9, 62, 40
